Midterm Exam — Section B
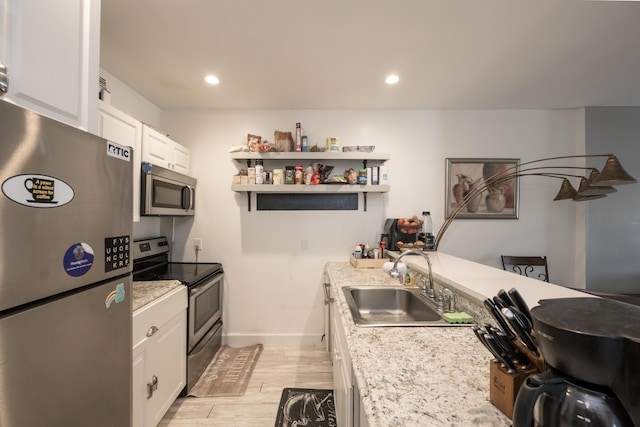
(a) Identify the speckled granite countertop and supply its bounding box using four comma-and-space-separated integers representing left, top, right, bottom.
132, 280, 184, 312
326, 253, 591, 427
326, 261, 510, 427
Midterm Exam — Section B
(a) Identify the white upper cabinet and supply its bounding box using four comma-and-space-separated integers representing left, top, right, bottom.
142, 124, 191, 175
0, 0, 100, 132
98, 101, 143, 222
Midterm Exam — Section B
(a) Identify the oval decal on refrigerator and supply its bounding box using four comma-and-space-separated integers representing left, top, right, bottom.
1, 174, 74, 207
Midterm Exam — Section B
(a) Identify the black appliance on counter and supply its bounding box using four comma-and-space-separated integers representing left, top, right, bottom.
132, 236, 223, 395
383, 218, 419, 251
512, 297, 640, 427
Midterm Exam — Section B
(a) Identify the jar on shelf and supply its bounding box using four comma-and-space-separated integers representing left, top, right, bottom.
285, 166, 294, 184
294, 165, 304, 184
273, 169, 284, 185
357, 168, 367, 185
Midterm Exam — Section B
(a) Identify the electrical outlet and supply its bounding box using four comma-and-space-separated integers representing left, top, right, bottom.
194, 238, 203, 250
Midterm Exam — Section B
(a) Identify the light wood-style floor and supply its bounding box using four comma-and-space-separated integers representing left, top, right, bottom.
159, 347, 333, 427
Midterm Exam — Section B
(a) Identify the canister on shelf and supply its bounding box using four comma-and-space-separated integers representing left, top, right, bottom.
304, 166, 313, 185
326, 137, 340, 152
273, 169, 284, 185
357, 168, 367, 185
285, 166, 295, 184
247, 167, 256, 185
294, 165, 304, 184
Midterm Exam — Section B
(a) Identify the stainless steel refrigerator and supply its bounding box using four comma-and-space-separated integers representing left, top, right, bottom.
0, 101, 133, 426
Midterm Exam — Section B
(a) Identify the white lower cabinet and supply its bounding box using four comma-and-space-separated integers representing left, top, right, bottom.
133, 286, 187, 427
332, 299, 369, 427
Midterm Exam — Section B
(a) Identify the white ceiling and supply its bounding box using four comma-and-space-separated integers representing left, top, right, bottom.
100, 0, 640, 110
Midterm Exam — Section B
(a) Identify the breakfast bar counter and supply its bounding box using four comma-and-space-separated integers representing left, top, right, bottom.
324, 252, 590, 427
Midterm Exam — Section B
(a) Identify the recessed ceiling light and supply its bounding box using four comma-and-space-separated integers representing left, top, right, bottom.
385, 74, 399, 85
205, 75, 220, 85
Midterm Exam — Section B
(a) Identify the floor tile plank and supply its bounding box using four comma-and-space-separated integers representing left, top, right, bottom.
159, 346, 333, 427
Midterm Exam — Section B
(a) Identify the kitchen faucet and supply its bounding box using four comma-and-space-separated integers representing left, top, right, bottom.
389, 250, 435, 299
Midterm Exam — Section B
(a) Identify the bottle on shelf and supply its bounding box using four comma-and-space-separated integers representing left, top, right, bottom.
295, 122, 302, 152
255, 159, 264, 184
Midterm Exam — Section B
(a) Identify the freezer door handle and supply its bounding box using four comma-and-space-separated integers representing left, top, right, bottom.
147, 375, 158, 399
146, 326, 159, 337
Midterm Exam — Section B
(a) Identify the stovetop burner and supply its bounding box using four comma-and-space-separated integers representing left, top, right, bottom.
132, 236, 223, 286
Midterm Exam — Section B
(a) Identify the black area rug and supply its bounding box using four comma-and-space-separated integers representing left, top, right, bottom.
274, 388, 337, 427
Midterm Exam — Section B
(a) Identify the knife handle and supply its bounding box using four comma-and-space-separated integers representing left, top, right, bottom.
493, 296, 510, 310
497, 289, 515, 307
502, 307, 539, 356
493, 329, 532, 369
483, 298, 516, 340
472, 327, 498, 359
510, 306, 533, 334
508, 288, 532, 323
485, 335, 517, 373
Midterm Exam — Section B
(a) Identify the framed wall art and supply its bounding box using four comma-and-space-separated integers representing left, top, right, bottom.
445, 158, 520, 219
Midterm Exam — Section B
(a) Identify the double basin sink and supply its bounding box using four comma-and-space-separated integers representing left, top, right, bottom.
343, 286, 471, 327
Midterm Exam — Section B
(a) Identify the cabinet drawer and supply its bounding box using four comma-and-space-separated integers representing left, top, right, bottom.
133, 286, 187, 348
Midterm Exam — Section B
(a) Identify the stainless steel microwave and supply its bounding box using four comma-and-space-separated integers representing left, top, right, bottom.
140, 162, 196, 216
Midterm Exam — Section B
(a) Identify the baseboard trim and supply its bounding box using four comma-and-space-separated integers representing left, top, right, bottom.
222, 333, 327, 347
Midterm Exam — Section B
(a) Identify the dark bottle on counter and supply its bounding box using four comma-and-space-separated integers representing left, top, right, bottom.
419, 211, 435, 250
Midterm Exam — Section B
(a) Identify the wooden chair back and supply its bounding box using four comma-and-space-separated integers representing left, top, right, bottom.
501, 255, 549, 282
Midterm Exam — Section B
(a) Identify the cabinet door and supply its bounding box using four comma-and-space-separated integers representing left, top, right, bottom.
98, 101, 143, 222
149, 310, 187, 426
142, 125, 173, 169
132, 344, 151, 427
142, 124, 191, 174
0, 0, 100, 131
172, 143, 191, 175
331, 307, 354, 427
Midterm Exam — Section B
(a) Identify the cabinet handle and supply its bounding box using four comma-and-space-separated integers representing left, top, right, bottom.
323, 282, 334, 304
146, 375, 158, 399
146, 326, 159, 337
0, 62, 7, 94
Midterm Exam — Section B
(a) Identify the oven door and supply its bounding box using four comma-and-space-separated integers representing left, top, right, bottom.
188, 273, 223, 352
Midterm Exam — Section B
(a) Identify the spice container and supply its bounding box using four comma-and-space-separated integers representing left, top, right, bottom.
326, 137, 340, 152
294, 165, 303, 184
273, 169, 284, 185
304, 166, 313, 185
285, 166, 294, 184
357, 168, 367, 185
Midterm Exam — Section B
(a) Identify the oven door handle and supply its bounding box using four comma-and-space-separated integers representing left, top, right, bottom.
190, 275, 222, 296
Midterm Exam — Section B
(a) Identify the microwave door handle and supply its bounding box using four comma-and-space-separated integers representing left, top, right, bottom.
188, 186, 194, 211
182, 185, 194, 212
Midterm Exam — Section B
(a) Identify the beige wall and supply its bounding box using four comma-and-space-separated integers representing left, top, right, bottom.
161, 108, 585, 346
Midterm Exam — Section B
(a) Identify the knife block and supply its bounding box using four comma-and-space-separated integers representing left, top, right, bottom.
489, 361, 537, 419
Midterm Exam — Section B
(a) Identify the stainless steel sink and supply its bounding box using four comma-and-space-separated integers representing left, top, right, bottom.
342, 286, 470, 327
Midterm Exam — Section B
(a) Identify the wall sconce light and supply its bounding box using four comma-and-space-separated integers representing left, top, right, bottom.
434, 154, 637, 250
